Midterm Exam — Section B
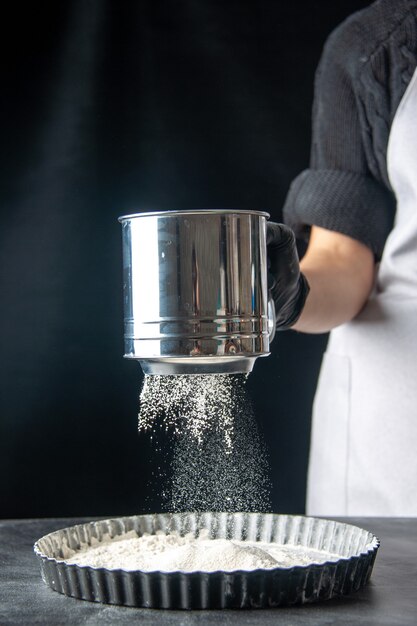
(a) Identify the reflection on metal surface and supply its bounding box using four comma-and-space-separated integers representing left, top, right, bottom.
119, 210, 274, 375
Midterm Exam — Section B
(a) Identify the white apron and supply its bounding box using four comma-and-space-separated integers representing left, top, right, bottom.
307, 67, 417, 516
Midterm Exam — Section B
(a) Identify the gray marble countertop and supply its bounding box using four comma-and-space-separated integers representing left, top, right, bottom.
0, 516, 416, 625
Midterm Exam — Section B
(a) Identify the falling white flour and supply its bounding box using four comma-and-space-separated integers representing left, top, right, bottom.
138, 373, 271, 512
139, 374, 243, 451
65, 529, 341, 572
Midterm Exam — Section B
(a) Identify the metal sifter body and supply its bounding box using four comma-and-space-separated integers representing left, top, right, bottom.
119, 209, 275, 375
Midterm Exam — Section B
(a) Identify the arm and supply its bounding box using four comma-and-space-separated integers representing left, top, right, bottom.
293, 225, 375, 334
277, 11, 394, 334
283, 14, 395, 280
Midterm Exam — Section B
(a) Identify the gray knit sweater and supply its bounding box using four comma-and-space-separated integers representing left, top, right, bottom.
283, 0, 417, 259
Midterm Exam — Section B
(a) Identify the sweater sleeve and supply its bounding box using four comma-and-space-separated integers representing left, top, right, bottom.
283, 12, 396, 260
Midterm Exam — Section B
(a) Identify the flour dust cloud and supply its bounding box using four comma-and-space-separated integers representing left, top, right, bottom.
138, 374, 271, 512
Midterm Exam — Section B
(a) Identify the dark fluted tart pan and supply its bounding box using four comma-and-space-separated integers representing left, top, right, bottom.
34, 512, 379, 610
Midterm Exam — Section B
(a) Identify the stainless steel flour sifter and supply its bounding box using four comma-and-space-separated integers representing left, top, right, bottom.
119, 209, 275, 375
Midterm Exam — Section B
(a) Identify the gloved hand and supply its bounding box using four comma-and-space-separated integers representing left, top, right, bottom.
267, 222, 310, 330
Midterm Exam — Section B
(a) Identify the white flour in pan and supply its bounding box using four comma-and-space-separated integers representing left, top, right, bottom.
65, 530, 341, 572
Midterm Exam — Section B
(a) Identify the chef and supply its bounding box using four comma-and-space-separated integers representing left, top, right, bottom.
267, 0, 417, 515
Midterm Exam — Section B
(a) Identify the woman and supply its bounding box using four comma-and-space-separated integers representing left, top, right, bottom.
268, 0, 417, 515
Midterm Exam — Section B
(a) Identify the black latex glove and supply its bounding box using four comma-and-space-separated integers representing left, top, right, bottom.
267, 222, 310, 330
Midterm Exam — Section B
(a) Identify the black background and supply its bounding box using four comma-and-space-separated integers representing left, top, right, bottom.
0, 0, 370, 519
